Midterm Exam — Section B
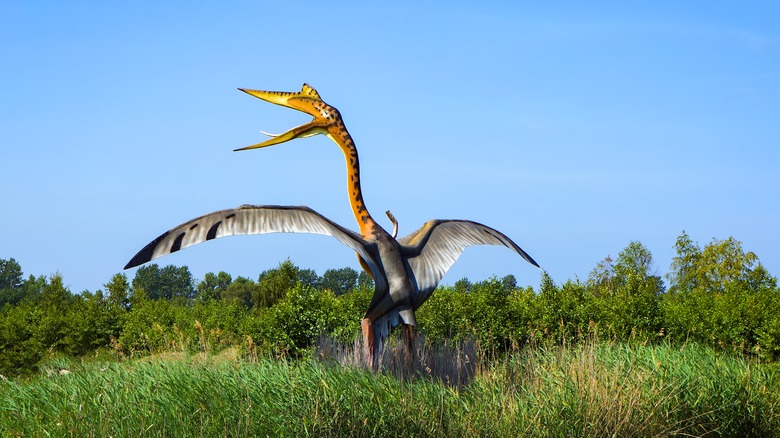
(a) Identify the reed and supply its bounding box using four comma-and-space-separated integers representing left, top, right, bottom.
1, 341, 778, 437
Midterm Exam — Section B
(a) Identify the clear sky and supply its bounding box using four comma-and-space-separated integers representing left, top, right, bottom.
2, 2, 778, 293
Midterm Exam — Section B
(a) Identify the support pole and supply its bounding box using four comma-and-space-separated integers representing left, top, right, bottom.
361, 318, 375, 370
402, 324, 415, 370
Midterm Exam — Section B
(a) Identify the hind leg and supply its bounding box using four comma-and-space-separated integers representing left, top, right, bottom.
361, 318, 376, 370
402, 324, 414, 370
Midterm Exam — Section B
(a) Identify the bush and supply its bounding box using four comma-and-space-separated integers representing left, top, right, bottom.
119, 298, 192, 355
244, 285, 346, 356
0, 302, 45, 375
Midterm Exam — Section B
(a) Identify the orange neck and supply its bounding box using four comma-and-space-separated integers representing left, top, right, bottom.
326, 122, 379, 238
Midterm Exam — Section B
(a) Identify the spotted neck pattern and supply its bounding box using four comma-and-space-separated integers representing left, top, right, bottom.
324, 120, 380, 239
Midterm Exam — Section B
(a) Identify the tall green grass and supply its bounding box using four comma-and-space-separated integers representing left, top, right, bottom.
2, 342, 779, 437
489, 341, 780, 436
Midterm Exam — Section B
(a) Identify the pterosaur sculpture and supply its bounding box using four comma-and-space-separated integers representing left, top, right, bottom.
125, 84, 540, 368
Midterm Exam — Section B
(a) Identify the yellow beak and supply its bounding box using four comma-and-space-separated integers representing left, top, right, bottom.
234, 122, 326, 151
236, 83, 333, 151
238, 83, 322, 113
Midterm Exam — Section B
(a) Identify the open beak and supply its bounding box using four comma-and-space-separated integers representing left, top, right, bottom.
236, 83, 329, 151
234, 122, 324, 151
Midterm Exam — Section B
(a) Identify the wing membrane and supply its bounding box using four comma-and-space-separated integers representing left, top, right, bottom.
398, 220, 539, 308
125, 205, 375, 273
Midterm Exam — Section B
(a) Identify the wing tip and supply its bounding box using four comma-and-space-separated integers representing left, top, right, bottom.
124, 249, 153, 270
123, 255, 146, 270
124, 231, 170, 270
514, 245, 540, 269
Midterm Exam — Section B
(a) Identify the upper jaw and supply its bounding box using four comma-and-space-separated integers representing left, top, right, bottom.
236, 84, 333, 151
238, 83, 323, 116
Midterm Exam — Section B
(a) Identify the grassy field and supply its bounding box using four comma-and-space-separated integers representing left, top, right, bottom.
2, 341, 779, 437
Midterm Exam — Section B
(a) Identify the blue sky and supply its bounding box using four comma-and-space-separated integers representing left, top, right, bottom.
2, 2, 778, 293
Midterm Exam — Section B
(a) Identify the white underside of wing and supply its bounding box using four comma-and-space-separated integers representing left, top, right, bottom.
399, 220, 538, 308
125, 205, 379, 279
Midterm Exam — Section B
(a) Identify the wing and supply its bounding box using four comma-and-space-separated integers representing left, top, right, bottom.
124, 205, 384, 288
398, 220, 539, 308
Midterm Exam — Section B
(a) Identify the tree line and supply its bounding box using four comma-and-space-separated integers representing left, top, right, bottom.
1, 231, 778, 376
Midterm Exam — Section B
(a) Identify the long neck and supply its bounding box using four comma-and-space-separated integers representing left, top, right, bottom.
326, 121, 379, 238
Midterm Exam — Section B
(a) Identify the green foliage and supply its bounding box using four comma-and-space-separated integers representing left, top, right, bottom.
416, 285, 470, 342
191, 299, 249, 351
0, 274, 81, 374
0, 301, 44, 375
357, 270, 374, 289
505, 286, 538, 341
0, 258, 25, 308
119, 297, 185, 354
297, 268, 320, 289
223, 276, 256, 308
464, 278, 513, 348
666, 231, 702, 294
536, 275, 595, 342
63, 290, 124, 356
195, 271, 232, 301
33, 274, 76, 351
0, 258, 23, 290
587, 242, 664, 338
19, 274, 47, 300
254, 259, 300, 309
453, 277, 472, 293
419, 276, 549, 351
2, 231, 780, 376
667, 231, 776, 295
2, 343, 779, 437
319, 267, 359, 296
500, 274, 518, 291
118, 291, 250, 356
104, 273, 130, 310
332, 286, 372, 341
131, 264, 195, 302
244, 285, 345, 356
662, 232, 780, 358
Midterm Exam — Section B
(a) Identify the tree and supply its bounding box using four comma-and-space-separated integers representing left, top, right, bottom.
667, 232, 776, 296
319, 267, 359, 295
20, 274, 47, 301
666, 231, 702, 295
538, 272, 593, 342
223, 276, 256, 308
500, 274, 518, 292
357, 270, 374, 289
588, 255, 615, 297
417, 284, 470, 343
65, 288, 124, 356
614, 241, 655, 280
0, 258, 25, 307
0, 302, 44, 375
196, 271, 232, 301
297, 268, 320, 289
131, 264, 195, 302
662, 233, 779, 354
589, 242, 659, 294
696, 237, 771, 294
34, 274, 74, 350
104, 273, 130, 310
587, 242, 663, 337
466, 278, 513, 349
254, 259, 300, 309
454, 277, 472, 293
0, 258, 23, 290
